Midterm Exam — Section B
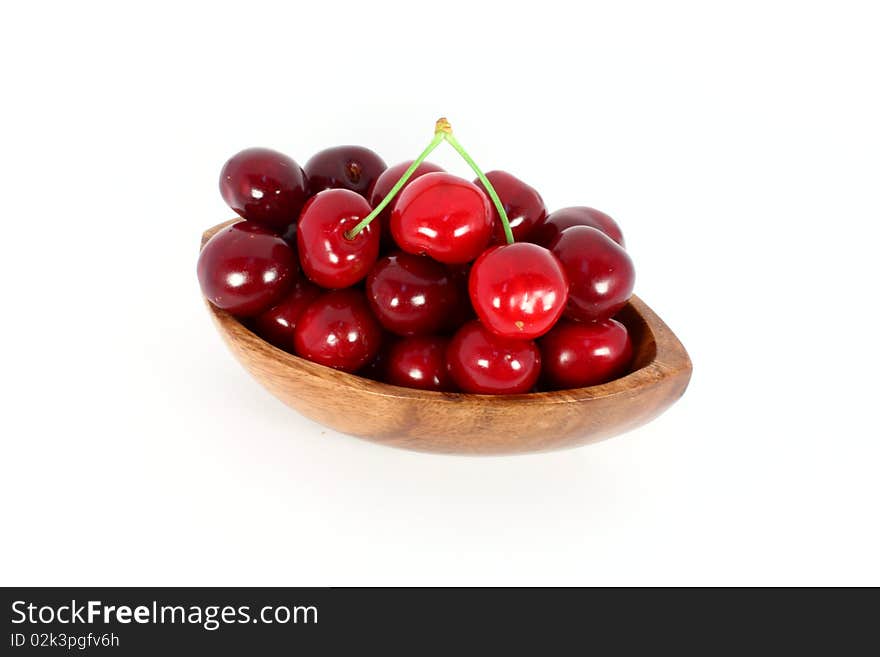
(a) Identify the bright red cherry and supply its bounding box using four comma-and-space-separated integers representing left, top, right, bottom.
366, 253, 460, 336
549, 226, 635, 322
531, 206, 625, 248
219, 148, 308, 231
297, 189, 380, 288
250, 279, 322, 352
539, 319, 633, 389
446, 321, 541, 394
469, 243, 568, 339
304, 145, 387, 198
473, 170, 546, 243
385, 336, 456, 392
369, 159, 445, 250
197, 222, 297, 317
294, 289, 382, 372
391, 172, 492, 264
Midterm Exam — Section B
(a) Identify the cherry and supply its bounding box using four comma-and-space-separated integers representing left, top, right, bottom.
369, 159, 445, 250
531, 206, 625, 248
473, 170, 546, 243
391, 172, 492, 264
304, 145, 387, 198
549, 226, 635, 322
385, 336, 455, 392
219, 147, 308, 231
446, 321, 541, 394
294, 289, 382, 372
297, 189, 380, 288
469, 243, 568, 339
539, 319, 633, 389
366, 253, 460, 336
250, 279, 322, 352
197, 221, 297, 317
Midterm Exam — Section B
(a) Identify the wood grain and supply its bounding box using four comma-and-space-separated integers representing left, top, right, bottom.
201, 219, 692, 455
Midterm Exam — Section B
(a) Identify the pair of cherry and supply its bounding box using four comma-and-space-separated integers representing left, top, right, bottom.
199, 122, 635, 393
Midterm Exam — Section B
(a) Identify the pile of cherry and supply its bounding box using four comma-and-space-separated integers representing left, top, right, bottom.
198, 122, 636, 394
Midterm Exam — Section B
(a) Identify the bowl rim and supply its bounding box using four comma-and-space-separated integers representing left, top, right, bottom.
202, 219, 692, 406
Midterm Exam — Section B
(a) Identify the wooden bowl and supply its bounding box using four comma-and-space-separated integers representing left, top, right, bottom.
201, 220, 692, 455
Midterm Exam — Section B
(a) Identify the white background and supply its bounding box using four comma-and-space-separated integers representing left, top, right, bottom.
2, 1, 878, 586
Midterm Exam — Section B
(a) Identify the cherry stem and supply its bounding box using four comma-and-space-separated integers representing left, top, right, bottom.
344, 117, 515, 245
345, 130, 446, 239
442, 130, 515, 245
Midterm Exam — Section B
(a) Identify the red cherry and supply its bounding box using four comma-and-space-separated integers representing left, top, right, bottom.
446, 321, 541, 394
294, 289, 382, 372
366, 253, 460, 336
473, 170, 546, 243
304, 145, 387, 198
297, 189, 380, 288
550, 226, 635, 322
385, 336, 456, 392
369, 160, 445, 250
469, 243, 568, 339
391, 172, 492, 264
539, 319, 633, 389
219, 148, 308, 231
531, 206, 625, 248
197, 222, 297, 317
250, 279, 322, 352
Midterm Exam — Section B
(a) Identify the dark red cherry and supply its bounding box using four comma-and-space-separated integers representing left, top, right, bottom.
197, 222, 297, 317
297, 189, 380, 288
385, 336, 456, 392
304, 145, 387, 198
549, 226, 635, 322
219, 148, 308, 231
294, 289, 382, 372
531, 206, 625, 248
250, 279, 322, 352
369, 159, 445, 250
366, 253, 460, 336
446, 321, 541, 394
391, 172, 492, 264
473, 170, 546, 243
468, 243, 568, 340
539, 319, 632, 389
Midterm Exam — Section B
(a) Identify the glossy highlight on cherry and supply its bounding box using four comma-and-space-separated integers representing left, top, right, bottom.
446, 321, 541, 394
539, 319, 633, 389
197, 221, 297, 317
297, 189, 379, 289
293, 289, 382, 373
468, 243, 568, 339
219, 147, 308, 231
366, 253, 460, 336
391, 172, 493, 264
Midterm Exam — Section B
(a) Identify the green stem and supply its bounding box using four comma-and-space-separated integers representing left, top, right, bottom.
443, 131, 514, 245
345, 131, 446, 239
